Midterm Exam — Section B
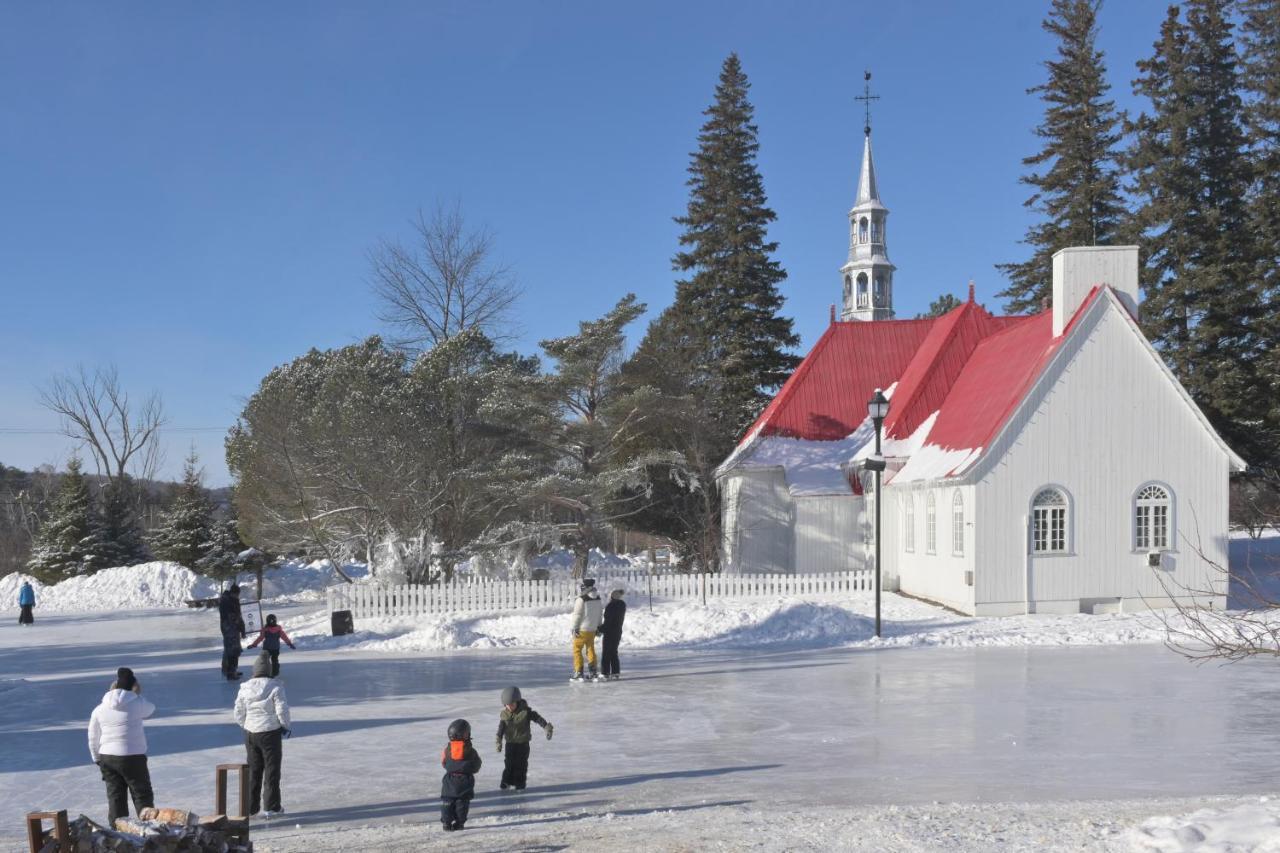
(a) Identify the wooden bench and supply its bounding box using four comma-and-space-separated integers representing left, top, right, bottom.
211, 763, 251, 845
25, 810, 70, 853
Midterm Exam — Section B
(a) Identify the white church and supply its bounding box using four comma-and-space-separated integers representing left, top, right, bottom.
716, 121, 1244, 616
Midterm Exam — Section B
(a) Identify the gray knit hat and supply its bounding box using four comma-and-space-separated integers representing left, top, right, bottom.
501, 686, 521, 706
252, 653, 272, 678
611, 588, 625, 600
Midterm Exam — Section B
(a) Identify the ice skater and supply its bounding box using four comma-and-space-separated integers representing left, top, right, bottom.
495, 686, 553, 791
87, 667, 156, 828
219, 584, 246, 680
600, 587, 626, 680
440, 719, 481, 832
246, 613, 295, 677
17, 579, 35, 626
233, 652, 291, 817
569, 578, 604, 681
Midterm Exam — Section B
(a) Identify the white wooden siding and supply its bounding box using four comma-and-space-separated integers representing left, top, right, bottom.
793, 495, 865, 574
973, 303, 1230, 614
720, 469, 794, 574
894, 483, 975, 612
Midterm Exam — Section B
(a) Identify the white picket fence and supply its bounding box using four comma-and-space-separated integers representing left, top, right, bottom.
328, 570, 875, 620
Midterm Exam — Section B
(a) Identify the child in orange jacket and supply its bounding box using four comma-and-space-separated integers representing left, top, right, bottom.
246, 614, 295, 677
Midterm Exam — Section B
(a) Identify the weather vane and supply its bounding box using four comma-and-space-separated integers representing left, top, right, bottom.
854, 70, 879, 136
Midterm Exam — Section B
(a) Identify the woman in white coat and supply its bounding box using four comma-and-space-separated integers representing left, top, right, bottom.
233, 652, 291, 816
87, 667, 156, 828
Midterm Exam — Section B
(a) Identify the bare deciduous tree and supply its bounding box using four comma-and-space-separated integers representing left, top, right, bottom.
368, 202, 521, 351
39, 365, 167, 484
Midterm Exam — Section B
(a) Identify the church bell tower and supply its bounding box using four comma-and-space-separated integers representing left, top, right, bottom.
841, 72, 896, 322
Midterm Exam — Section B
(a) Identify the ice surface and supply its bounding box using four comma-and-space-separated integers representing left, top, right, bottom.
3, 606, 1280, 851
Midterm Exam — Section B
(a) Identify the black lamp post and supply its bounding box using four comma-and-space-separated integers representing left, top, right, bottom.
864, 388, 890, 638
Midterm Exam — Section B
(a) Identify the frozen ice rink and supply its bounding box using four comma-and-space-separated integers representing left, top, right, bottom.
2, 606, 1278, 851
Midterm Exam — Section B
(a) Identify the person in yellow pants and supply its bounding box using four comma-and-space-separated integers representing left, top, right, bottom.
569, 579, 604, 681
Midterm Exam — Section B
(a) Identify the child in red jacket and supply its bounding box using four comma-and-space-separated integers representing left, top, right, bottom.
246, 614, 295, 677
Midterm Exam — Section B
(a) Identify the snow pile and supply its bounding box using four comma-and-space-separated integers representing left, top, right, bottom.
1127, 796, 1280, 852
292, 591, 1203, 653
257, 559, 369, 602
0, 563, 219, 613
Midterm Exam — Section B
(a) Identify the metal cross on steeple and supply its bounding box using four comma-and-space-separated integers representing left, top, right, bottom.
854, 70, 879, 136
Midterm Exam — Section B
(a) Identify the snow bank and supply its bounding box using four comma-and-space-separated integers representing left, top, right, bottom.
292, 590, 1196, 654
0, 563, 219, 613
1127, 796, 1280, 852
257, 559, 370, 602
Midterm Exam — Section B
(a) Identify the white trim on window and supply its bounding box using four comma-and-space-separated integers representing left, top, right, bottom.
925, 492, 937, 555
1030, 485, 1071, 555
952, 490, 964, 556
1133, 481, 1174, 552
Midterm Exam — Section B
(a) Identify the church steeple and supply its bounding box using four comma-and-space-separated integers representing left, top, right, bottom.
841, 72, 896, 322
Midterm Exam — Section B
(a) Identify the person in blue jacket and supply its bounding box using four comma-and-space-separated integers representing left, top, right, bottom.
18, 580, 35, 626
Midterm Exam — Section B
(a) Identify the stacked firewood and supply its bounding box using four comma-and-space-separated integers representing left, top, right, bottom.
36, 808, 251, 853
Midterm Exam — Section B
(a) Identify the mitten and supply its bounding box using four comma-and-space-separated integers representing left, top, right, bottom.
495, 737, 503, 753
545, 723, 554, 741
288, 643, 296, 650
282, 728, 292, 739
572, 629, 580, 638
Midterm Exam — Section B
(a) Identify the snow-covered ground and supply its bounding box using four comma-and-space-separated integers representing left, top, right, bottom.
3, 607, 1280, 851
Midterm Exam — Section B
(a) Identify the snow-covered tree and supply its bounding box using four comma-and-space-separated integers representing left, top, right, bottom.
26, 457, 106, 581
195, 517, 246, 581
148, 449, 215, 568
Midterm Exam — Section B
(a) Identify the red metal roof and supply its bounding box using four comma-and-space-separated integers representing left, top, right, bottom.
743, 317, 937, 441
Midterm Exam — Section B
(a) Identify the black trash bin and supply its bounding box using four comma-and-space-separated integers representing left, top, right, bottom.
331, 609, 354, 636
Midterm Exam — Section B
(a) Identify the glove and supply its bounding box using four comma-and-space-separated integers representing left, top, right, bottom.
573, 629, 580, 638
282, 728, 292, 739
495, 737, 503, 753
545, 723, 554, 741
288, 644, 296, 650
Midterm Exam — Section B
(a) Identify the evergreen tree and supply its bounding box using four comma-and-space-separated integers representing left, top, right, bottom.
148, 449, 215, 568
917, 293, 963, 318
1239, 0, 1280, 470
1126, 0, 1263, 459
997, 0, 1126, 313
26, 457, 106, 581
98, 475, 149, 567
673, 53, 799, 433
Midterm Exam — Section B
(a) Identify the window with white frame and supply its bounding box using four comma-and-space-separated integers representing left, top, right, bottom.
952, 490, 964, 556
1135, 484, 1171, 550
925, 492, 937, 554
1032, 487, 1068, 553
903, 496, 915, 552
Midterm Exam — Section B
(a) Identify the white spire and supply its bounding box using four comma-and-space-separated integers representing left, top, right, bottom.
856, 133, 879, 205
840, 116, 896, 322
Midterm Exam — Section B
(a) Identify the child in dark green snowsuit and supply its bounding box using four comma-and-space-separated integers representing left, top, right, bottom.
495, 686, 553, 790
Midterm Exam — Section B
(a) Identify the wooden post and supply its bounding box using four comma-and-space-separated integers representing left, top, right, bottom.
215, 763, 250, 818
25, 810, 69, 853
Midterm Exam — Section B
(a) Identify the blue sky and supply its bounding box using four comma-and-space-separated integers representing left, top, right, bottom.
0, 1, 1171, 486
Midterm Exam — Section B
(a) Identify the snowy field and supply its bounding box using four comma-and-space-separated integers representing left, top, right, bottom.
4, 602, 1280, 852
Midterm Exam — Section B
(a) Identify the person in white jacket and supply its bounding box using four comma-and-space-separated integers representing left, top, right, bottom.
569, 579, 605, 681
87, 667, 156, 828
233, 652, 291, 816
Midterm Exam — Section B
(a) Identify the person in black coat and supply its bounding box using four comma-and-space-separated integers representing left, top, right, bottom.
600, 588, 626, 680
440, 719, 482, 831
218, 585, 246, 681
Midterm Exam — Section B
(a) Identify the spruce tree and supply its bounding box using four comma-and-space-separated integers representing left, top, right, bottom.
148, 449, 215, 568
26, 457, 105, 581
917, 293, 963, 318
98, 475, 149, 567
997, 0, 1126, 313
1126, 0, 1262, 459
196, 517, 247, 581
673, 53, 799, 433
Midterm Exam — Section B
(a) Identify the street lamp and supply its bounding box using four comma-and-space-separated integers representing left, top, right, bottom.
864, 388, 890, 638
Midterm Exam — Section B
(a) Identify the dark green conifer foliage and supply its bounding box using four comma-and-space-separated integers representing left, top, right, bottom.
997, 0, 1126, 313
918, 294, 964, 319
148, 449, 215, 568
672, 53, 799, 434
26, 457, 105, 581
1127, 0, 1263, 459
98, 475, 149, 567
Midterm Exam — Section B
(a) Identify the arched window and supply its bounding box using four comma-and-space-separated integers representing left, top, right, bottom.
873, 275, 884, 305
1135, 484, 1172, 550
870, 216, 882, 242
903, 496, 915, 553
859, 217, 869, 243
925, 492, 937, 554
856, 273, 869, 308
1032, 487, 1069, 553
952, 490, 965, 556
844, 274, 852, 301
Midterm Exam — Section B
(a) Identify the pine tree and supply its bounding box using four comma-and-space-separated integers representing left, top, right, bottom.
148, 449, 215, 568
98, 475, 149, 567
917, 293, 963, 318
1126, 0, 1263, 459
1239, 0, 1280, 470
26, 457, 106, 581
673, 53, 799, 433
997, 0, 1126, 313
